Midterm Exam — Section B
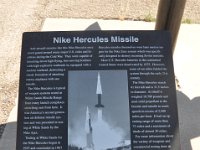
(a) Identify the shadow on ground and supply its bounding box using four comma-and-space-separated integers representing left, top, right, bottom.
0, 124, 6, 139
0, 122, 17, 150
177, 91, 200, 150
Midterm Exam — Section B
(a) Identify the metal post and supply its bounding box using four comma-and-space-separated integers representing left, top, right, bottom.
155, 0, 187, 53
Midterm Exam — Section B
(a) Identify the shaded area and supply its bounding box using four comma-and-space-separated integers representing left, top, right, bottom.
177, 91, 200, 150
85, 22, 101, 30
0, 122, 17, 150
0, 124, 6, 139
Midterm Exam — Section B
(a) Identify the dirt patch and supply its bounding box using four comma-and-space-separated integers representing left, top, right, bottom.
0, 0, 48, 138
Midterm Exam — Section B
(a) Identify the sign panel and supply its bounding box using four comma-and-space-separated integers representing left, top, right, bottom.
17, 31, 180, 150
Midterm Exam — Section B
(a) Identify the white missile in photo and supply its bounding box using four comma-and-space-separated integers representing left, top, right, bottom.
95, 72, 104, 122
85, 106, 94, 150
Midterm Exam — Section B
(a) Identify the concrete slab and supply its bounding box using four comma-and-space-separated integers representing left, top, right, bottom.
174, 24, 200, 99
42, 18, 155, 31
1, 19, 200, 150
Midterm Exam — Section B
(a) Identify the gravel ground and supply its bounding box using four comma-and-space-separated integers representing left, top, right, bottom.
0, 0, 200, 139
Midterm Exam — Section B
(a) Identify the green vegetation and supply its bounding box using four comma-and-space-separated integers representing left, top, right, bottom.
144, 13, 156, 22
182, 18, 192, 24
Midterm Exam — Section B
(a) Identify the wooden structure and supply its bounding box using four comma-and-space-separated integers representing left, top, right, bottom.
156, 0, 187, 53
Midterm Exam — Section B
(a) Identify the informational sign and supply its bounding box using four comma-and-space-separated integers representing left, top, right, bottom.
17, 31, 180, 150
